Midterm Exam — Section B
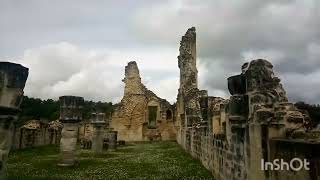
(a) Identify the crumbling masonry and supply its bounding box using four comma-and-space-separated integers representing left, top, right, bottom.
110, 61, 176, 141
0, 62, 28, 177
91, 113, 106, 154
1, 27, 320, 180
175, 27, 320, 180
109, 27, 320, 180
58, 96, 84, 167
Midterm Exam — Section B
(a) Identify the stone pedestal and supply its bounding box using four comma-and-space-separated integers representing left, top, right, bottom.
0, 62, 28, 177
58, 96, 83, 167
108, 131, 118, 151
91, 113, 106, 154
58, 123, 79, 166
0, 116, 15, 175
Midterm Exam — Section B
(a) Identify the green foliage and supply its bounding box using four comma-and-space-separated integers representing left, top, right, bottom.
295, 101, 320, 127
18, 96, 60, 126
19, 96, 113, 124
7, 142, 214, 179
82, 100, 113, 119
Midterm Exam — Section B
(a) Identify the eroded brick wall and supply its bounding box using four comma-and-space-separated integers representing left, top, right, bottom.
178, 128, 247, 180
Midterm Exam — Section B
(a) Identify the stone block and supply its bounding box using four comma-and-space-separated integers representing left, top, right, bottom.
0, 62, 28, 177
59, 96, 84, 123
227, 74, 246, 95
229, 95, 248, 120
107, 131, 118, 150
0, 62, 28, 114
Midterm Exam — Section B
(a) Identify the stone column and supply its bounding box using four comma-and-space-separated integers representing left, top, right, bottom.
91, 113, 106, 154
0, 62, 28, 177
58, 96, 84, 167
108, 131, 118, 151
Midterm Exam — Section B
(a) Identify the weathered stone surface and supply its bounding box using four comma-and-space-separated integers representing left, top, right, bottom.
0, 62, 28, 177
59, 96, 84, 123
228, 95, 248, 120
243, 59, 288, 102
176, 27, 203, 144
107, 131, 117, 150
110, 61, 176, 141
58, 95, 83, 167
175, 28, 318, 180
228, 74, 246, 95
58, 123, 79, 167
0, 119, 14, 176
0, 62, 28, 113
10, 119, 61, 150
178, 27, 198, 93
91, 113, 106, 154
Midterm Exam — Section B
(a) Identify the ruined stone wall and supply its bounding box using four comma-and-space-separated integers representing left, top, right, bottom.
178, 27, 198, 92
79, 120, 94, 140
179, 127, 246, 180
11, 120, 61, 150
268, 139, 320, 180
176, 27, 203, 146
176, 27, 320, 180
110, 61, 176, 142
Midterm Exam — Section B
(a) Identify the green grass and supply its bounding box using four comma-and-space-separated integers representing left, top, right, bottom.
6, 141, 214, 180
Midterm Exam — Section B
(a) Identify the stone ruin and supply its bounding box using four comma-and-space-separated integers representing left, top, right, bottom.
0, 62, 62, 175
58, 95, 84, 167
175, 27, 320, 180
11, 119, 62, 149
0, 61, 119, 173
79, 113, 121, 151
0, 27, 320, 180
110, 61, 176, 141
57, 96, 117, 165
0, 62, 28, 177
91, 112, 106, 154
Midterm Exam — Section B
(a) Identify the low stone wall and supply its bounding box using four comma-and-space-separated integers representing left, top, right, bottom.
269, 139, 320, 180
11, 125, 61, 150
179, 126, 320, 180
179, 127, 247, 180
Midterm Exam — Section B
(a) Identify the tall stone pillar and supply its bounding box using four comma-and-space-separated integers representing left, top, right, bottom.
0, 62, 28, 176
58, 96, 84, 167
91, 113, 106, 154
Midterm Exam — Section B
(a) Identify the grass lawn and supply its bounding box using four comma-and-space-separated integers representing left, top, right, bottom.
6, 141, 214, 180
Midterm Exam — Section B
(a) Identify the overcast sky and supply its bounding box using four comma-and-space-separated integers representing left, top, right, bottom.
1, 0, 320, 104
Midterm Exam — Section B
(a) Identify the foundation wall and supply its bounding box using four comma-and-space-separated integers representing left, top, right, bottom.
11, 126, 61, 150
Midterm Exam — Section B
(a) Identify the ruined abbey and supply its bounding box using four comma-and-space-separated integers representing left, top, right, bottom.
107, 27, 320, 180
110, 61, 176, 141
1, 27, 320, 180
173, 28, 319, 180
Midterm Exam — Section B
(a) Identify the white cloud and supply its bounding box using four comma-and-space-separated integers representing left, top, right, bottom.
2, 0, 320, 104
241, 49, 286, 65
13, 42, 179, 103
281, 70, 320, 104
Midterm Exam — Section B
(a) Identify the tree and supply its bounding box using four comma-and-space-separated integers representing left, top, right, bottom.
295, 101, 320, 127
18, 96, 113, 125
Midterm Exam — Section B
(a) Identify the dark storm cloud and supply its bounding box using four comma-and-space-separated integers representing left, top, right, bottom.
132, 0, 320, 103
0, 0, 167, 56
1, 0, 319, 104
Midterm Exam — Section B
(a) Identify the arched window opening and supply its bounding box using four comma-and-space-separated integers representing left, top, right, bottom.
166, 109, 173, 120
148, 106, 157, 129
